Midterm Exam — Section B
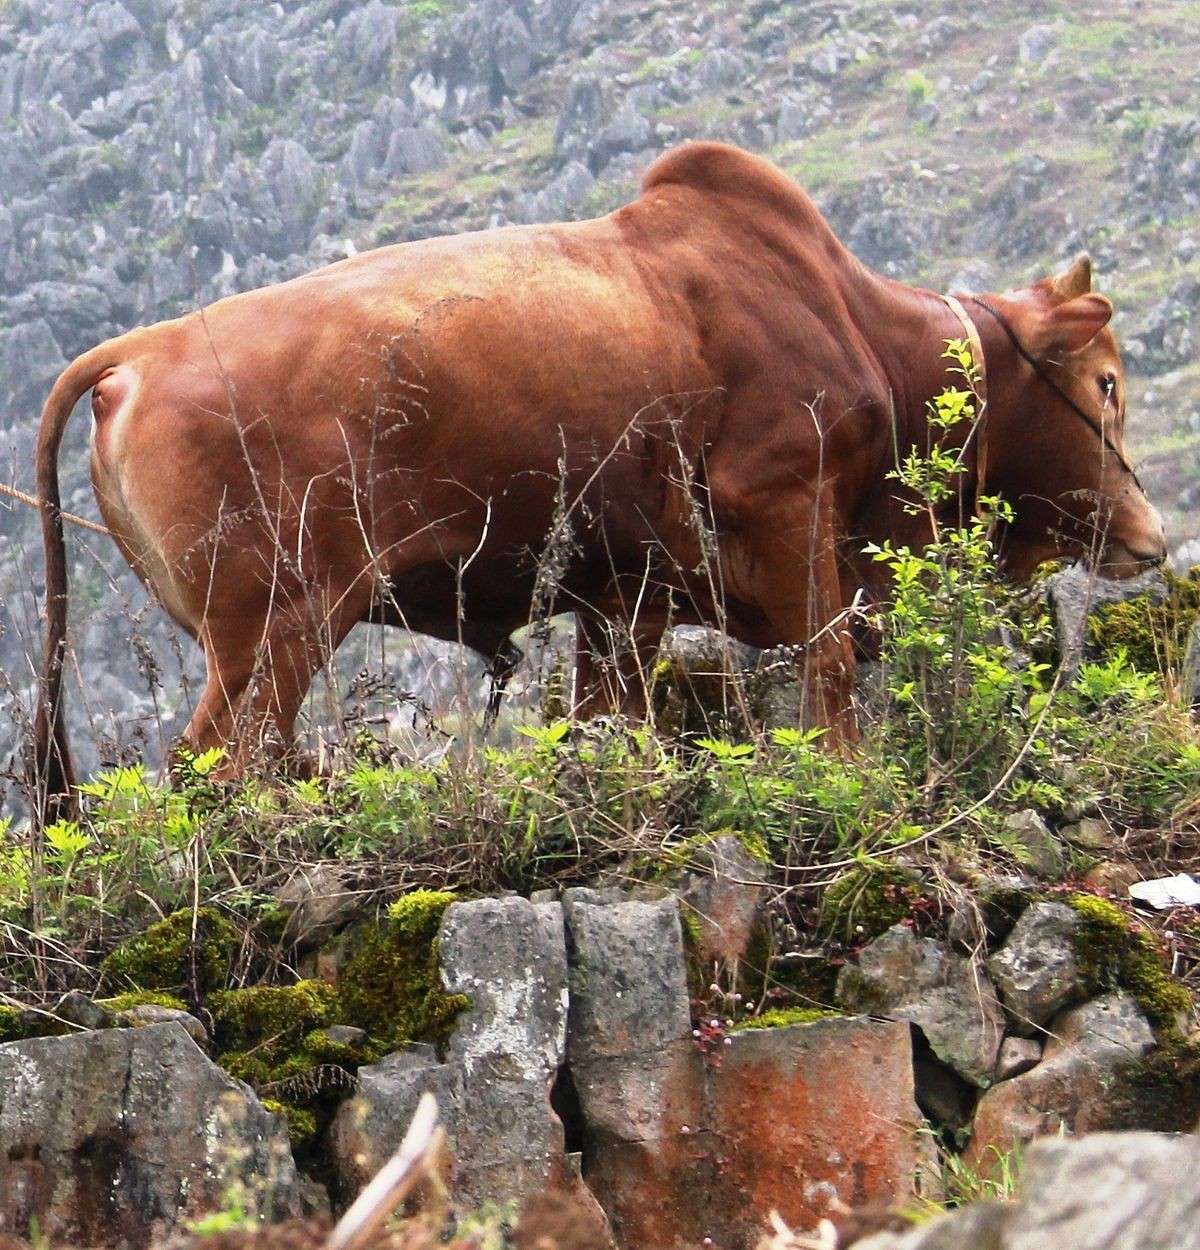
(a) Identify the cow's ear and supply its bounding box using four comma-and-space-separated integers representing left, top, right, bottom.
1035, 292, 1113, 354
1050, 253, 1093, 300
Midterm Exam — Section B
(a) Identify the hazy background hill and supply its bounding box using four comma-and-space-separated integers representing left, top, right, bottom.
2, 0, 1199, 797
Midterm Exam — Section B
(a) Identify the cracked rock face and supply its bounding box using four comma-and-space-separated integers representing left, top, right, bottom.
0, 1022, 299, 1250
964, 994, 1157, 1173
836, 923, 1005, 1087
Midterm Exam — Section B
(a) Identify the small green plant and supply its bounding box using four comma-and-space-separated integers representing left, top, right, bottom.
904, 69, 934, 114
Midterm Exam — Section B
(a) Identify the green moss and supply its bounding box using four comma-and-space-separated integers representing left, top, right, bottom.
210, 981, 337, 1052
653, 828, 770, 880
679, 903, 705, 954
1067, 893, 1192, 1035
261, 1098, 319, 1150
1107, 1042, 1200, 1132
763, 959, 842, 1014
254, 905, 291, 946
1088, 569, 1200, 674
734, 1006, 840, 1030
0, 1005, 22, 1044
334, 889, 469, 1050
819, 865, 923, 943
0, 1004, 63, 1043
650, 649, 767, 739
302, 1027, 382, 1067
99, 990, 188, 1014
211, 981, 371, 1161
100, 908, 239, 995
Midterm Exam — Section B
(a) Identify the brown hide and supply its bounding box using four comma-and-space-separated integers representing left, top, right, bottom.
31, 143, 1165, 823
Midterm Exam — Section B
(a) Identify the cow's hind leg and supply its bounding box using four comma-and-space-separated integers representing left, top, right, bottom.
181, 595, 359, 778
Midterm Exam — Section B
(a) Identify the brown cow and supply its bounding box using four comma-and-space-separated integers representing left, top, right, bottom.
32, 142, 1165, 824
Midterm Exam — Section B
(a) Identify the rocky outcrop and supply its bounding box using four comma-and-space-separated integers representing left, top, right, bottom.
331, 895, 592, 1220
986, 900, 1090, 1034
836, 923, 1005, 1088
332, 889, 931, 1250
964, 994, 1157, 1171
0, 1022, 300, 1250
0, 877, 1192, 1250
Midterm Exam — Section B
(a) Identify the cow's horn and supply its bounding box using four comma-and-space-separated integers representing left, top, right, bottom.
1051, 253, 1092, 299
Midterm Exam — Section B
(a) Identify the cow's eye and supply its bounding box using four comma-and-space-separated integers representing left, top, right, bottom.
1099, 374, 1117, 398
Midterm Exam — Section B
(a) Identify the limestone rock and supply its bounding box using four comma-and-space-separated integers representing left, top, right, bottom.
987, 901, 1088, 1034
852, 1131, 1200, 1250
836, 924, 1005, 1086
332, 897, 590, 1222
998, 808, 1065, 877
709, 1018, 930, 1242
1046, 563, 1166, 676
995, 1036, 1042, 1081
0, 1022, 299, 1250
562, 888, 692, 1063
964, 994, 1156, 1171
117, 1003, 209, 1048
276, 863, 362, 952
675, 834, 770, 986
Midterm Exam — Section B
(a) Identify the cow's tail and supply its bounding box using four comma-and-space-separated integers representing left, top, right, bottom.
32, 340, 125, 829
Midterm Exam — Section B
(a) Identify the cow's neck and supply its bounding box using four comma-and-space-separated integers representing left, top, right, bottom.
839, 269, 996, 564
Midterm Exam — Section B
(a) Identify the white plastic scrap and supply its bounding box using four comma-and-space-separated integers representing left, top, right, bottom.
1128, 873, 1200, 910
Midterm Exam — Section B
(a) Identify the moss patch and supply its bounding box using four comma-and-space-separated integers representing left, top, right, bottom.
1108, 1042, 1200, 1133
99, 990, 188, 1014
211, 981, 373, 1154
734, 1006, 840, 1030
1088, 569, 1200, 674
819, 865, 925, 943
211, 981, 337, 1052
0, 1005, 23, 1044
1067, 893, 1192, 1035
654, 828, 771, 880
100, 908, 239, 996
334, 889, 469, 1050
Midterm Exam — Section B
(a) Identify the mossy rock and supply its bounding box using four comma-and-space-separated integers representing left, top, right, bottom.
334, 889, 469, 1050
1108, 1041, 1200, 1133
650, 639, 768, 739
818, 865, 925, 943
98, 990, 188, 1014
0, 1004, 65, 1043
100, 908, 239, 995
1088, 568, 1200, 674
1067, 893, 1192, 1036
212, 981, 374, 1156
654, 828, 771, 880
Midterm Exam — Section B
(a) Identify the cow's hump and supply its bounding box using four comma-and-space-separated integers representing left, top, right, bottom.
640, 141, 826, 231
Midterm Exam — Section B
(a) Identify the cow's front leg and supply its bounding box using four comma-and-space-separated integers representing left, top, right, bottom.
727, 500, 859, 743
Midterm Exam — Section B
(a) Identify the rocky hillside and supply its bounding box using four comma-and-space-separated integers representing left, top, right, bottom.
2, 0, 1200, 786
